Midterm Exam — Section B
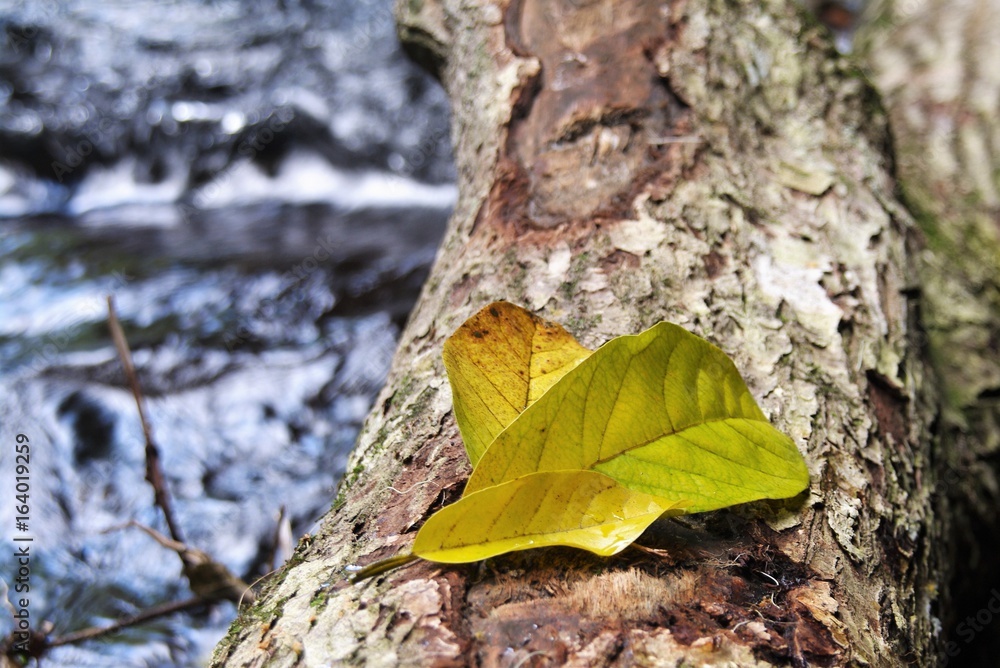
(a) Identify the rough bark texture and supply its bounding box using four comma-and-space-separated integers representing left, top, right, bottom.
859, 0, 1000, 661
213, 1, 949, 665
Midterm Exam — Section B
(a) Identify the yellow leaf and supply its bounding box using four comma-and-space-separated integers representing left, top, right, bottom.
411, 470, 685, 563
356, 305, 810, 574
465, 321, 809, 514
443, 301, 591, 466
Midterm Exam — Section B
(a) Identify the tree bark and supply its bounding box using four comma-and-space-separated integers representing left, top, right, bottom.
213, 0, 953, 665
858, 0, 1000, 661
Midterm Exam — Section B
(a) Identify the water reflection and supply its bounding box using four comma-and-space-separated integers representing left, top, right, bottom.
0, 0, 453, 665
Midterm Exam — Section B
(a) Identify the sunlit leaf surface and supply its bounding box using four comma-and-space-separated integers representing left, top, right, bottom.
443, 301, 591, 466
412, 470, 685, 563
465, 319, 809, 514
362, 303, 809, 570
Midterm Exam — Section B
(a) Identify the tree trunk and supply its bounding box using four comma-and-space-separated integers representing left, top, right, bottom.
212, 0, 954, 665
858, 0, 1000, 662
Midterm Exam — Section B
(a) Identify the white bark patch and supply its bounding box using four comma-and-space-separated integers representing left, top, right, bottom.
744, 621, 772, 642
753, 236, 843, 348
578, 267, 609, 293
784, 378, 820, 449
608, 215, 668, 256
386, 579, 445, 642
312, 577, 462, 666
826, 450, 873, 562
523, 242, 572, 310
789, 580, 849, 647
295, 562, 373, 662
775, 161, 834, 196
576, 267, 616, 309
496, 57, 541, 125
828, 488, 864, 562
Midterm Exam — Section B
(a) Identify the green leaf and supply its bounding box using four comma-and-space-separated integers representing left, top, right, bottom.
465, 321, 809, 514
443, 301, 591, 467
411, 470, 685, 563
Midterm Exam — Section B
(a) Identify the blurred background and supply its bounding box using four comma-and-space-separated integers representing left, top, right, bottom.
0, 0, 454, 665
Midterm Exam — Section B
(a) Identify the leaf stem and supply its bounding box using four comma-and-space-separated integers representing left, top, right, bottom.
349, 553, 420, 582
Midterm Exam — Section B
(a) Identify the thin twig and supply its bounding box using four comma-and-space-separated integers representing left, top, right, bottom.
756, 570, 780, 587
5, 301, 258, 663
103, 519, 187, 553
105, 519, 256, 605
629, 543, 673, 559
42, 597, 206, 648
268, 505, 288, 572
106, 296, 184, 545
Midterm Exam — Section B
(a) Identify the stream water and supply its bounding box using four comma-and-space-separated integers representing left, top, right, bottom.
0, 1, 453, 665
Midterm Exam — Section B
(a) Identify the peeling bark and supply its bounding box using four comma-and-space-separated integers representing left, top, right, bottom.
211, 1, 958, 665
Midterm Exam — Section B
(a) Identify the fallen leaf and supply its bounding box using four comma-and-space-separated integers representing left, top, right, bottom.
357, 303, 810, 572
412, 469, 685, 563
465, 319, 809, 514
443, 301, 591, 466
